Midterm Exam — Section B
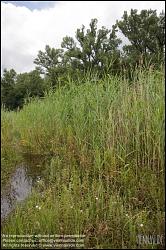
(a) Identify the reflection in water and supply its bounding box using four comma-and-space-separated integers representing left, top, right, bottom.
1, 165, 33, 221
1, 156, 47, 221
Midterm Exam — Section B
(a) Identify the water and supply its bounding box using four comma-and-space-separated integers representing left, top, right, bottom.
1, 164, 41, 221
1, 153, 48, 222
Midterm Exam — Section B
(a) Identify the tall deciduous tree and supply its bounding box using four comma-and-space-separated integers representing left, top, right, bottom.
34, 18, 122, 82
1, 69, 45, 110
34, 45, 64, 86
1, 69, 17, 109
61, 18, 122, 74
1, 68, 17, 87
117, 9, 165, 67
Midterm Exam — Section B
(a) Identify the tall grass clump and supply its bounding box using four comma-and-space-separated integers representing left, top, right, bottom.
1, 67, 165, 249
1, 109, 23, 186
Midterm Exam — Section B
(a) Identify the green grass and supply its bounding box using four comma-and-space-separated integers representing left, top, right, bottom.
1, 68, 165, 249
1, 110, 23, 187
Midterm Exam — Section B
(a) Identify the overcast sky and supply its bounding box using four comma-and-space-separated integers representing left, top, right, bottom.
1, 1, 165, 74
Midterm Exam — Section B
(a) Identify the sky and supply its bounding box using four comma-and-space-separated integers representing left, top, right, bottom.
1, 1, 165, 74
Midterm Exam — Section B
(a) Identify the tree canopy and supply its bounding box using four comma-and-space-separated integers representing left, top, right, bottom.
117, 9, 165, 67
1, 9, 165, 110
1, 69, 45, 110
61, 18, 122, 73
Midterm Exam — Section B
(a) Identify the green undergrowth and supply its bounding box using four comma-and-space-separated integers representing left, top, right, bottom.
1, 68, 165, 249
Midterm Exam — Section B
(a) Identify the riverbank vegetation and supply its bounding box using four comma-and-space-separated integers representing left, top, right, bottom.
1, 67, 165, 248
1, 8, 165, 249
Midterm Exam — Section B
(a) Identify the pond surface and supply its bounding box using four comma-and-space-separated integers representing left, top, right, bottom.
1, 160, 45, 221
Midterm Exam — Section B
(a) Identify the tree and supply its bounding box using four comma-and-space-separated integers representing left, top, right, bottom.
34, 45, 64, 86
117, 9, 165, 68
1, 68, 17, 87
61, 18, 122, 74
1, 69, 45, 110
1, 69, 17, 109
34, 18, 122, 83
14, 70, 45, 108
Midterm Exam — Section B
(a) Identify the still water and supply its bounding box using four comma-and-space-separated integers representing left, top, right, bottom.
1, 161, 44, 221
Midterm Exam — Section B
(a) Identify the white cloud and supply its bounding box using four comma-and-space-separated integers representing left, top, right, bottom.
1, 1, 165, 73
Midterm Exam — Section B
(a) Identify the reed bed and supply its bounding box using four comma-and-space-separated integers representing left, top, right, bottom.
1, 68, 165, 249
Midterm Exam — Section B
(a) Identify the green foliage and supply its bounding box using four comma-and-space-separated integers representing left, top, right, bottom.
117, 9, 165, 68
62, 18, 122, 74
33, 18, 122, 86
1, 68, 17, 87
1, 110, 23, 187
1, 69, 17, 108
1, 9, 165, 249
1, 10, 165, 111
1, 69, 45, 110
16, 70, 45, 97
1, 68, 165, 249
34, 46, 64, 86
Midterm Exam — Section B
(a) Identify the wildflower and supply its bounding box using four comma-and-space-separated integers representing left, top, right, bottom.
140, 223, 144, 227
95, 197, 99, 200
125, 213, 129, 217
37, 177, 41, 182
80, 210, 83, 213
35, 205, 41, 210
